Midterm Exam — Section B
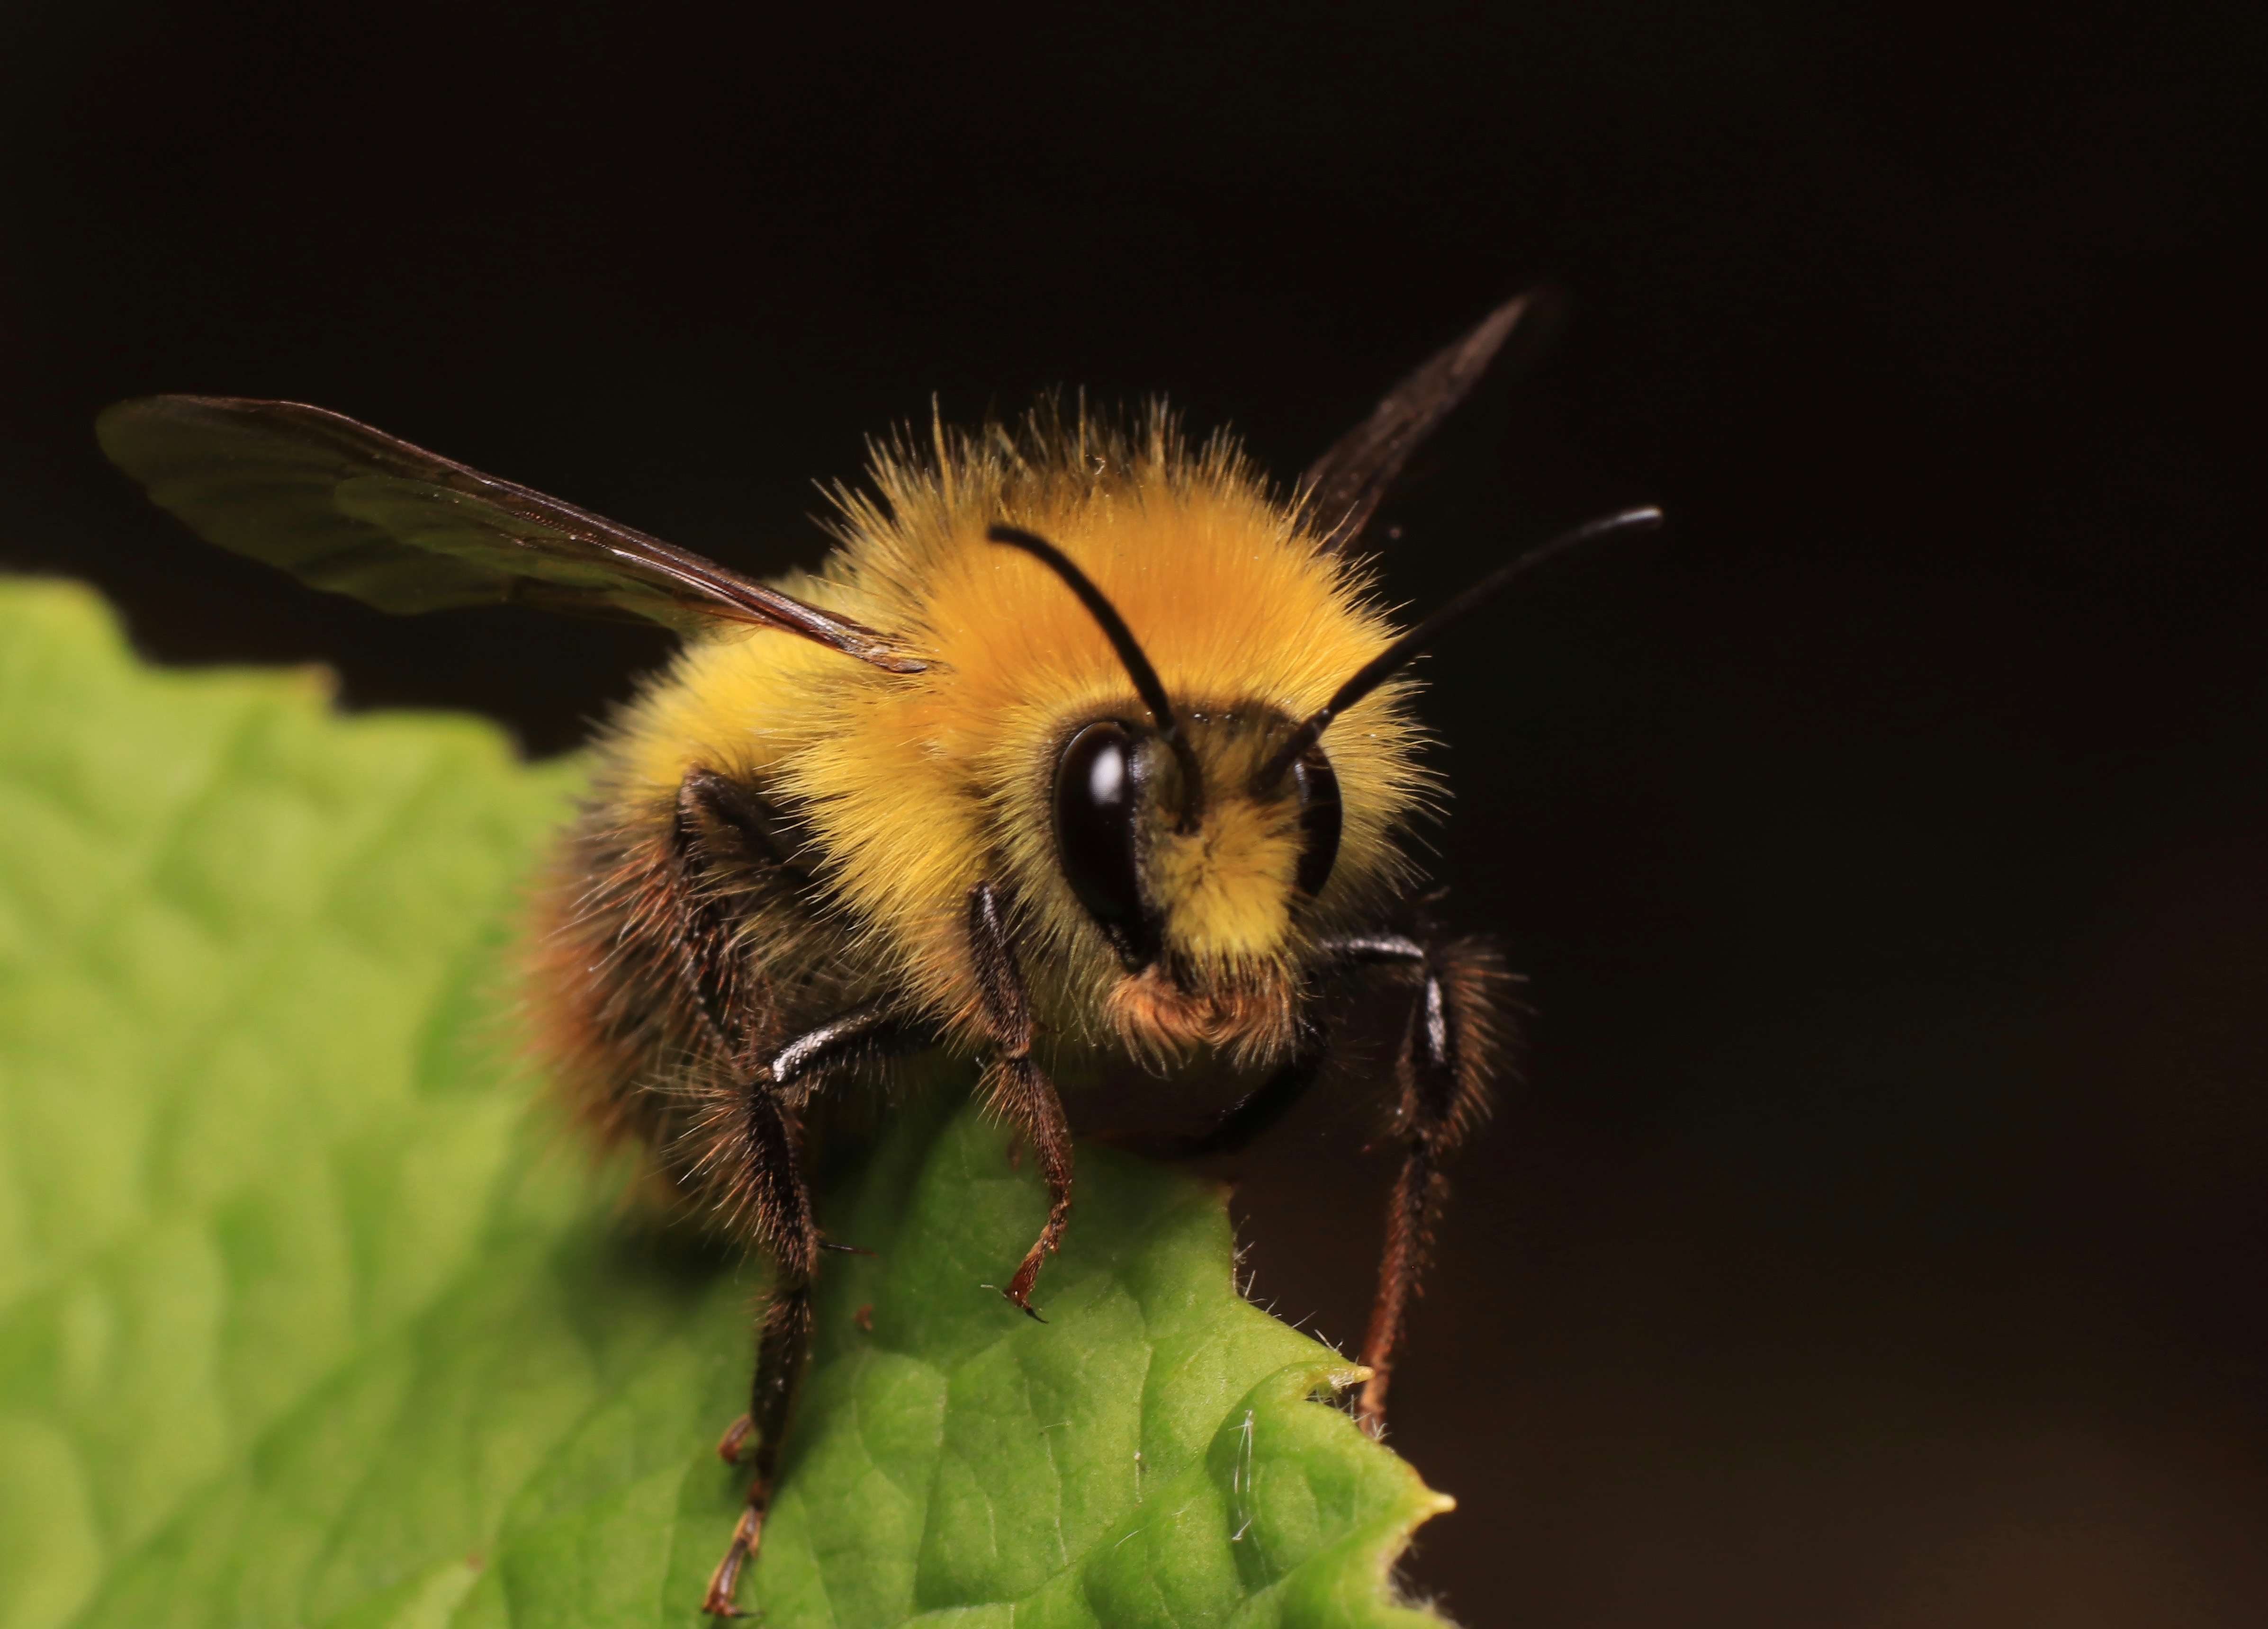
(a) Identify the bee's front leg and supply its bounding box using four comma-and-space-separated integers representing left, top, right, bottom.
966, 881, 1073, 1320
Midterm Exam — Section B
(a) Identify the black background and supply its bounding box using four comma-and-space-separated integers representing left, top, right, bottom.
3, 3, 2260, 1623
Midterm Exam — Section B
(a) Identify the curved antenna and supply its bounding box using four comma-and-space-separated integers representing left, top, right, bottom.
1253, 505, 1665, 792
988, 523, 1207, 827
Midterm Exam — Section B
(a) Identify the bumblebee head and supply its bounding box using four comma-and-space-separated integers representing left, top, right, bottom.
1044, 707, 1341, 974
988, 507, 1658, 1056
989, 524, 1348, 983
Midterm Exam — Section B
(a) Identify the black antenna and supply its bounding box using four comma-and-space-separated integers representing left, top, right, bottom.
987, 523, 1207, 827
1253, 505, 1665, 792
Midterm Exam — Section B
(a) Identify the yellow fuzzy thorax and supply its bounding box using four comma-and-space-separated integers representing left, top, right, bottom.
599, 405, 1431, 1062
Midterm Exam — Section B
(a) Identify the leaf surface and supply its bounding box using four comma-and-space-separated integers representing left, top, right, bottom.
0, 579, 1451, 1629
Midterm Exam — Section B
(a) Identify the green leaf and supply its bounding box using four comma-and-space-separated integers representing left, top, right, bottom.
0, 578, 1452, 1629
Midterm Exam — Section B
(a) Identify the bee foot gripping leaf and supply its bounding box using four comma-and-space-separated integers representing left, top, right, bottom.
0, 579, 1454, 1629
707, 1085, 1452, 1629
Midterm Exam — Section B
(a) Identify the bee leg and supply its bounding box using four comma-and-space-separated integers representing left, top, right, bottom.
1175, 930, 1475, 1160
700, 1000, 937, 1615
703, 1082, 818, 1618
666, 768, 796, 1612
1348, 932, 1518, 1431
967, 882, 1073, 1319
1159, 922, 1485, 1162
667, 774, 901, 1615
714, 1413, 755, 1461
766, 999, 928, 1094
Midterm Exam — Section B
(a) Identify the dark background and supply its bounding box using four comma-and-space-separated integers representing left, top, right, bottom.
3, 3, 2259, 1623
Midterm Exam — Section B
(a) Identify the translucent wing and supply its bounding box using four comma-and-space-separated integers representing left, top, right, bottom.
1301, 286, 1560, 558
95, 395, 925, 672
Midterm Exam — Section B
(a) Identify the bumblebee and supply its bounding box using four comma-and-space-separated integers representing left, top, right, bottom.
98, 291, 1658, 1613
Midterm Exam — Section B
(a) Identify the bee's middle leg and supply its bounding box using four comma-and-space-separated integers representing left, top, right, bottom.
702, 1078, 817, 1617
699, 1000, 930, 1616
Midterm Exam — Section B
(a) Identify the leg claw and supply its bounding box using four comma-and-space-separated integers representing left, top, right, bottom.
702, 1487, 766, 1617
714, 1414, 755, 1465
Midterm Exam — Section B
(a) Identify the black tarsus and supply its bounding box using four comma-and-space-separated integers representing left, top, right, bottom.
1254, 506, 1665, 792
986, 523, 1208, 829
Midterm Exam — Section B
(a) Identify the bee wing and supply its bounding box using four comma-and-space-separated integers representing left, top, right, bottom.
95, 394, 925, 672
1301, 286, 1560, 558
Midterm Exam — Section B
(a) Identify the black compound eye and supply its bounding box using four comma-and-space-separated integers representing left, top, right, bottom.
1053, 720, 1155, 960
1289, 748, 1343, 899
